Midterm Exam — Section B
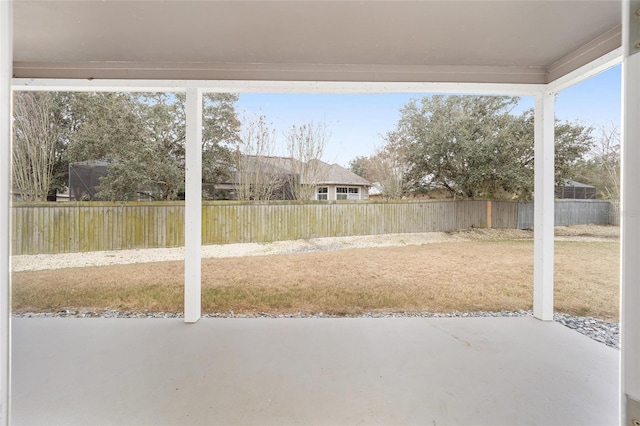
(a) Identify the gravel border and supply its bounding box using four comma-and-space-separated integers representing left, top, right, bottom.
553, 312, 619, 349
12, 310, 620, 350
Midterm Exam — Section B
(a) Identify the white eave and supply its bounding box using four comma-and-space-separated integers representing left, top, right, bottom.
11, 1, 621, 87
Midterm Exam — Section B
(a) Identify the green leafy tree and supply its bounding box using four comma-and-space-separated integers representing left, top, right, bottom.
134, 92, 186, 200
67, 92, 241, 201
389, 95, 593, 199
348, 156, 371, 179
47, 92, 79, 193
202, 93, 242, 198
67, 92, 149, 200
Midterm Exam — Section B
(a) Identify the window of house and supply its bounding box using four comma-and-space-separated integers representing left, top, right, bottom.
336, 187, 359, 200
316, 187, 328, 200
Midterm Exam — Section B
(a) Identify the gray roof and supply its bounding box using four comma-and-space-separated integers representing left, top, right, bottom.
234, 156, 370, 187
238, 156, 297, 176
310, 160, 371, 186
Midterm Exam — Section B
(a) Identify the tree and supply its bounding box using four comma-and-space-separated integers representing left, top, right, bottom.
232, 119, 329, 201
12, 92, 66, 201
363, 130, 409, 199
67, 92, 241, 201
349, 149, 407, 199
286, 121, 329, 201
573, 123, 620, 199
547, 118, 594, 189
366, 150, 406, 199
234, 115, 284, 201
348, 156, 371, 179
47, 92, 79, 194
390, 95, 593, 199
66, 92, 150, 200
202, 93, 242, 198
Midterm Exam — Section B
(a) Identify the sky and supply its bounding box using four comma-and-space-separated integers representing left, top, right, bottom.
235, 64, 622, 168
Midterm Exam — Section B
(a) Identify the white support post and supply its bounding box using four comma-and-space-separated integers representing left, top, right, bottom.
0, 1, 12, 423
184, 88, 203, 323
533, 92, 555, 321
621, 1, 640, 423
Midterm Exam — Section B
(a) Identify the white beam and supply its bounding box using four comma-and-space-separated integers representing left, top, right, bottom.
621, 0, 640, 423
12, 60, 552, 85
0, 1, 11, 423
546, 25, 622, 86
533, 92, 555, 321
11, 78, 545, 96
546, 48, 622, 93
184, 88, 203, 323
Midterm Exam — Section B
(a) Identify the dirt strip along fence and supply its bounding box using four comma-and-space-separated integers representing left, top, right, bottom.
10, 199, 617, 255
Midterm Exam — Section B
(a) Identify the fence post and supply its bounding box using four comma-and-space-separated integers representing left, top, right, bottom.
486, 200, 492, 229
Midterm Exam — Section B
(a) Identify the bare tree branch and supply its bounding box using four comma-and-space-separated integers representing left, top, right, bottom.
12, 92, 60, 201
286, 122, 329, 201
235, 116, 282, 201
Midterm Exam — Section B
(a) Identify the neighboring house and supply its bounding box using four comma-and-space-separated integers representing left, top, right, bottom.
10, 185, 23, 202
11, 184, 69, 202
226, 156, 371, 201
555, 180, 597, 200
66, 156, 371, 201
367, 182, 383, 199
310, 159, 371, 201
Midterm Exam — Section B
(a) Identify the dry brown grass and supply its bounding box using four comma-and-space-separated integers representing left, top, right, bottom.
554, 241, 620, 320
11, 239, 620, 321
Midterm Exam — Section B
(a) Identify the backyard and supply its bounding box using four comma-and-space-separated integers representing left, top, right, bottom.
11, 226, 620, 322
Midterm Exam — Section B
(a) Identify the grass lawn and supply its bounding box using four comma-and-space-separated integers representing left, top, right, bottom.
11, 240, 620, 321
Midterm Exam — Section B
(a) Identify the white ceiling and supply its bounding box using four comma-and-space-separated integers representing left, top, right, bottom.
12, 0, 622, 84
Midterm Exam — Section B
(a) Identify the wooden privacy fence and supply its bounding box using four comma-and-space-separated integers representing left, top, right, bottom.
517, 199, 616, 229
11, 199, 618, 256
609, 200, 620, 226
11, 200, 518, 255
11, 201, 186, 255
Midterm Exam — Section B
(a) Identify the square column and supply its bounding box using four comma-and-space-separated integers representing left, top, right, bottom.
0, 1, 12, 423
533, 92, 555, 321
622, 0, 640, 423
184, 88, 203, 323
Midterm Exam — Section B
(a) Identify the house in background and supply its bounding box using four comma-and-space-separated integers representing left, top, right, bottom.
63, 157, 370, 202
222, 156, 371, 201
11, 184, 70, 202
311, 160, 370, 201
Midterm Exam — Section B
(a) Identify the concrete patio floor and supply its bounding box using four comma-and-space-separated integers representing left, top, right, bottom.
11, 317, 618, 425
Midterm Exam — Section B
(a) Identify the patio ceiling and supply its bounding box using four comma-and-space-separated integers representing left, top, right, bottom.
12, 0, 621, 85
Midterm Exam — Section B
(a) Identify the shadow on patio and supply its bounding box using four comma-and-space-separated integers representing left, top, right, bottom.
11, 316, 618, 425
